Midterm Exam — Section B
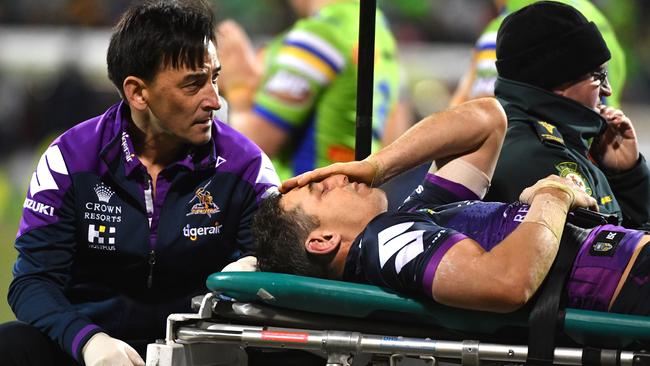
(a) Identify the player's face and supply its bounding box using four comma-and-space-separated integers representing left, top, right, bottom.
281, 174, 388, 232
144, 40, 222, 146
556, 65, 611, 112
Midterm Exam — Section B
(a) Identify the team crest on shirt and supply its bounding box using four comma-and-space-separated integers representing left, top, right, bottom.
187, 180, 220, 217
555, 162, 592, 195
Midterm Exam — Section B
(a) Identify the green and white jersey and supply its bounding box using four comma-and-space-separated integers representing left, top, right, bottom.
471, 0, 626, 107
253, 0, 399, 179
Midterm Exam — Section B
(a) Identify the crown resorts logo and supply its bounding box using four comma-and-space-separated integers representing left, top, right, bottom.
187, 180, 220, 217
94, 183, 115, 203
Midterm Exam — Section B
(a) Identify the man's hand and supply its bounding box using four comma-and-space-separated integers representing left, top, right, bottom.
519, 175, 598, 211
82, 332, 144, 366
280, 157, 383, 193
216, 20, 261, 109
591, 105, 639, 172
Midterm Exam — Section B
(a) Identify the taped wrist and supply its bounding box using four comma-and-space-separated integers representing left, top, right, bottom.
365, 156, 385, 188
523, 192, 572, 242
520, 180, 575, 207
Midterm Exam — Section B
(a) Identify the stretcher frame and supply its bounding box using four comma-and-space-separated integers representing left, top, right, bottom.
146, 272, 650, 366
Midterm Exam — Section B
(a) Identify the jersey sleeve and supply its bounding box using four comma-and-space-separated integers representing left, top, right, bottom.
345, 212, 468, 299
253, 21, 347, 132
399, 173, 480, 213
9, 145, 102, 362
239, 152, 280, 257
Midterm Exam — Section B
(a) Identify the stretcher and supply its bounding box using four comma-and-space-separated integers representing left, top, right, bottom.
146, 271, 650, 366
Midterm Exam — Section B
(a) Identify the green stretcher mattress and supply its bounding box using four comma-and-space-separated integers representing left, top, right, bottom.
206, 272, 650, 348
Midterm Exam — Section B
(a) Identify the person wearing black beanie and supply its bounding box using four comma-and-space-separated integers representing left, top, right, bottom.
485, 1, 650, 230
495, 1, 611, 90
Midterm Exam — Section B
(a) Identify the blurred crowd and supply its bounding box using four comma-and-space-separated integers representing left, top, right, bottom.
1, 0, 649, 162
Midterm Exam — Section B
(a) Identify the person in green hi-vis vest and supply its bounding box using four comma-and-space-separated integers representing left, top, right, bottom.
450, 0, 626, 108
217, 0, 405, 181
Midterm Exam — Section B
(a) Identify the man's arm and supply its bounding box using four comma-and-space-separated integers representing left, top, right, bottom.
217, 20, 291, 156
229, 111, 290, 157
8, 146, 142, 365
282, 97, 506, 192
432, 176, 597, 313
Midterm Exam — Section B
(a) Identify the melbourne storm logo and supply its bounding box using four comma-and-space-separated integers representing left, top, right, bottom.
187, 180, 220, 217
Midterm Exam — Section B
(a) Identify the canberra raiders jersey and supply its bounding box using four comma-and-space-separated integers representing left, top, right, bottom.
252, 1, 399, 179
343, 173, 530, 298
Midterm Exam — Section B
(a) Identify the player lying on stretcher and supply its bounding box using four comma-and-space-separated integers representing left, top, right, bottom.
244, 98, 650, 315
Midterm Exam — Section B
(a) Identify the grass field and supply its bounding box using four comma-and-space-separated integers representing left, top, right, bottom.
0, 189, 21, 323
1, 225, 17, 323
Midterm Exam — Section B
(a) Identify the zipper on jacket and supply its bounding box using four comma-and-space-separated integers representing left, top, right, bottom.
144, 175, 155, 288
144, 176, 154, 228
147, 249, 156, 289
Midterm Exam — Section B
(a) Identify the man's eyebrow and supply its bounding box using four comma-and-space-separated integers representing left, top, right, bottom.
308, 182, 315, 193
180, 71, 208, 84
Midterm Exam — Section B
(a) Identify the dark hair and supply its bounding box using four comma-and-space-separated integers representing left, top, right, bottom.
107, 0, 216, 98
253, 194, 330, 278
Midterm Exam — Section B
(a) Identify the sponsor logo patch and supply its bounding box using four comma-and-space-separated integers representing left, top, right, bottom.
88, 224, 117, 251
121, 132, 134, 163
84, 182, 122, 223
94, 182, 115, 203
183, 222, 223, 241
187, 180, 220, 217
556, 162, 592, 195
589, 230, 623, 257
23, 198, 54, 216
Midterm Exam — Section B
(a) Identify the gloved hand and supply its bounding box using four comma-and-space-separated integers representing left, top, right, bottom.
221, 255, 258, 272
82, 332, 145, 366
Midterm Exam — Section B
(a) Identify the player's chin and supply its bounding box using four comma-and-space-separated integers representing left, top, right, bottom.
374, 189, 389, 211
187, 126, 212, 146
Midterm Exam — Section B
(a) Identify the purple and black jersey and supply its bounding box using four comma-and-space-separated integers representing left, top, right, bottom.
9, 102, 279, 361
343, 173, 643, 311
343, 173, 527, 297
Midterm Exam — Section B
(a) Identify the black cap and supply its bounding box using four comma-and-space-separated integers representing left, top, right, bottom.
495, 1, 611, 89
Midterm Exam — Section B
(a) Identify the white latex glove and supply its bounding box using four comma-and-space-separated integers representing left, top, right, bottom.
82, 332, 145, 366
221, 256, 258, 272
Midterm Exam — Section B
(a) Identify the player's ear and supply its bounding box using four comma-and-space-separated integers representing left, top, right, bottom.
304, 230, 341, 255
123, 76, 148, 111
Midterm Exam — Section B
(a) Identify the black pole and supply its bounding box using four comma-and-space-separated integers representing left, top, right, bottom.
355, 0, 376, 161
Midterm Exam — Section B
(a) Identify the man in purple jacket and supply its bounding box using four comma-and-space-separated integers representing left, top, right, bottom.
0, 1, 279, 365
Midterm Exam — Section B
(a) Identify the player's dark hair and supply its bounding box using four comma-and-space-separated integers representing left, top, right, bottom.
253, 194, 330, 278
107, 0, 216, 98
